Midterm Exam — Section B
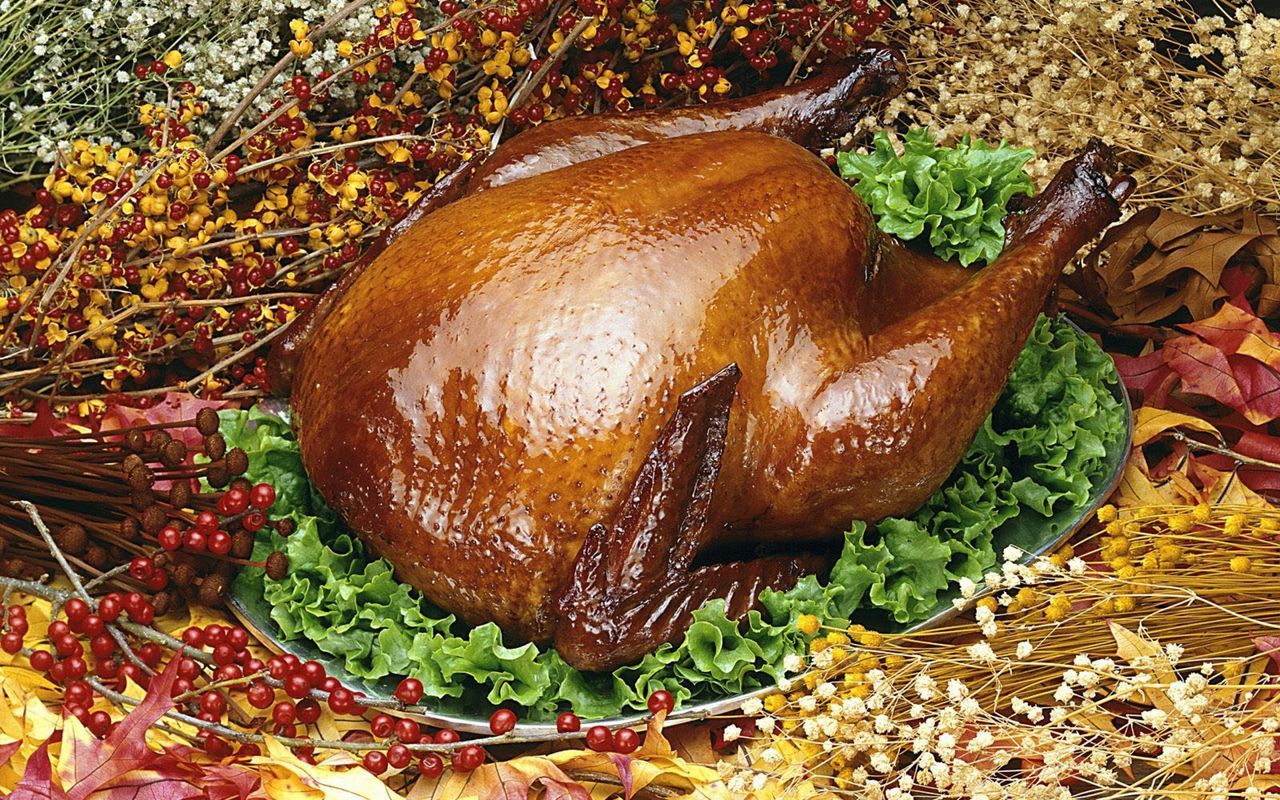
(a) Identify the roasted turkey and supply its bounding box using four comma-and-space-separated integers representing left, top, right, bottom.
272, 46, 1130, 671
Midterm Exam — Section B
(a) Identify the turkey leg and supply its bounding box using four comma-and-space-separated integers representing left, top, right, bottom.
266, 45, 905, 394
554, 363, 825, 672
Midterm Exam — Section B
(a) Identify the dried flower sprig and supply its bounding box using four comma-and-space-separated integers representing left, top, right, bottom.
869, 0, 1279, 216
724, 501, 1280, 798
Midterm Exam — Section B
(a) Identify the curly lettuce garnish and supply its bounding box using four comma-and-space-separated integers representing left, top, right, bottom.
838, 129, 1036, 267
228, 315, 1124, 719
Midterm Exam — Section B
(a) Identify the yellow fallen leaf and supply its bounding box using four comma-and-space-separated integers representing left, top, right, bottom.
1132, 407, 1222, 447
250, 736, 399, 800
0, 668, 62, 793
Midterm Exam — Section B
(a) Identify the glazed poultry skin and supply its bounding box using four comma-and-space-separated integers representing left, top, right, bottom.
281, 50, 1129, 671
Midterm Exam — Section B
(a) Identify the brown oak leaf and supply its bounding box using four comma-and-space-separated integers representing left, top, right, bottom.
1071, 207, 1280, 325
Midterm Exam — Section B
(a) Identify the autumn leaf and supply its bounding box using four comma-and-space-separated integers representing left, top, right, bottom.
7, 740, 66, 800
1073, 207, 1280, 325
0, 670, 62, 793
55, 649, 190, 800
249, 737, 398, 800
1131, 407, 1221, 447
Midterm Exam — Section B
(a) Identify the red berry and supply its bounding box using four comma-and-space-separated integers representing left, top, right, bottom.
184, 530, 207, 552
227, 627, 250, 649
90, 635, 115, 660
65, 681, 93, 707
182, 627, 205, 648
419, 753, 444, 778
208, 530, 232, 555
585, 725, 613, 752
81, 615, 103, 637
362, 750, 388, 775
1, 632, 22, 653
394, 718, 421, 743
218, 488, 249, 515
395, 677, 424, 705
328, 687, 357, 715
556, 712, 580, 733
195, 511, 219, 532
489, 708, 517, 735
87, 710, 112, 737
48, 621, 69, 639
29, 650, 53, 671
64, 597, 89, 623
250, 483, 276, 509
301, 660, 326, 687
200, 691, 227, 716
273, 701, 296, 725
296, 698, 322, 724
177, 657, 201, 680
212, 643, 236, 666
451, 745, 485, 772
98, 594, 122, 622
387, 743, 411, 769
647, 690, 675, 715
128, 603, 154, 625
614, 728, 641, 754
203, 624, 225, 645
370, 713, 395, 738
243, 511, 267, 532
433, 728, 460, 745
284, 674, 311, 699
129, 557, 154, 581
247, 680, 275, 709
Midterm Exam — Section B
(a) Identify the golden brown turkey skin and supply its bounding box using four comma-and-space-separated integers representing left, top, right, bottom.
289, 130, 1127, 648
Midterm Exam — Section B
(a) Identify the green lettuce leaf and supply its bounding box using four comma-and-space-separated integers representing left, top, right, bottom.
837, 129, 1036, 266
226, 315, 1124, 719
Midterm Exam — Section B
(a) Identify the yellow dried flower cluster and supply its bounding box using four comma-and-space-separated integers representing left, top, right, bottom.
719, 502, 1280, 799
871, 0, 1279, 214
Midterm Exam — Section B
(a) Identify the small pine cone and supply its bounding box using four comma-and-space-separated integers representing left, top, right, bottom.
84, 544, 109, 570
231, 531, 254, 559
204, 433, 226, 460
152, 591, 175, 616
196, 408, 220, 436
265, 551, 289, 581
54, 523, 89, 555
160, 439, 187, 468
198, 574, 229, 606
127, 465, 153, 492
131, 487, 156, 511
169, 481, 192, 509
206, 462, 230, 488
123, 429, 147, 453
140, 506, 168, 534
121, 453, 144, 475
224, 448, 249, 476
172, 562, 197, 588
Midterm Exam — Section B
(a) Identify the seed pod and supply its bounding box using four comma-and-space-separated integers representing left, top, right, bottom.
153, 552, 170, 568
204, 433, 226, 460
229, 477, 252, 494
151, 430, 172, 450
141, 506, 168, 534
198, 574, 229, 606
121, 453, 144, 475
84, 544, 109, 570
172, 562, 197, 588
274, 518, 296, 537
168, 481, 192, 508
225, 448, 249, 476
196, 408, 220, 436
231, 531, 254, 559
131, 487, 156, 511
152, 592, 173, 616
265, 551, 289, 581
160, 439, 187, 468
206, 462, 230, 488
124, 429, 147, 453
127, 465, 153, 492
54, 523, 88, 555
119, 517, 139, 539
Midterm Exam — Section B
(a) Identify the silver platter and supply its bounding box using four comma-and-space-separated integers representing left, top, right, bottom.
229, 324, 1133, 735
